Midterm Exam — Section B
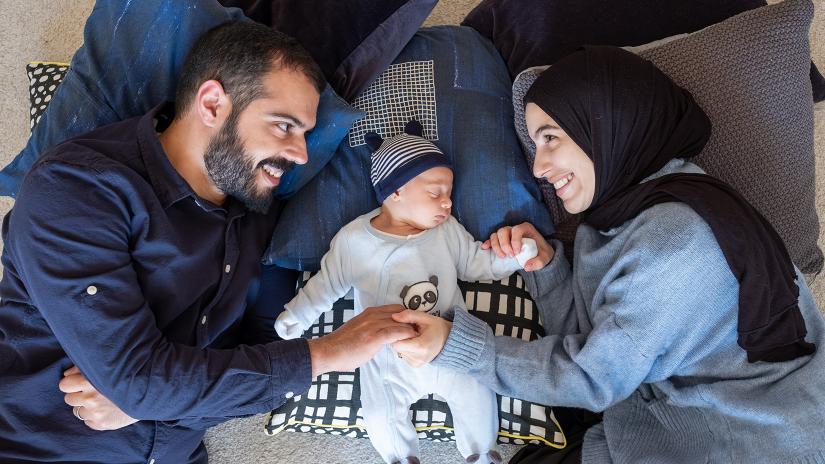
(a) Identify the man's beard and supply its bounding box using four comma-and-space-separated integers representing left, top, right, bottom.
203, 112, 294, 213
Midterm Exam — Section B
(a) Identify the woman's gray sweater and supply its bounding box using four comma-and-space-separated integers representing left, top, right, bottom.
435, 160, 825, 463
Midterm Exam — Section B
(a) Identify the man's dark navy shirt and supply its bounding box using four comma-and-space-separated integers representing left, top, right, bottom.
0, 105, 311, 464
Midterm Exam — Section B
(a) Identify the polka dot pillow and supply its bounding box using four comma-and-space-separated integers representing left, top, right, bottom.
26, 62, 69, 131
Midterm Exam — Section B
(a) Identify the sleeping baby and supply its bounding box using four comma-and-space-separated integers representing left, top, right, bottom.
275, 120, 541, 464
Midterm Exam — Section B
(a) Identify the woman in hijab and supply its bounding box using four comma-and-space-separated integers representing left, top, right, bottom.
391, 46, 825, 463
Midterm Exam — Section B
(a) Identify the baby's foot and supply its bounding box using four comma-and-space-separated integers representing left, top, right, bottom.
465, 450, 503, 464
392, 457, 420, 464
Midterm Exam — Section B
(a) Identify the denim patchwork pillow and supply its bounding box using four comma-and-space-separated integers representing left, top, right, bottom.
265, 26, 553, 271
1, 0, 362, 199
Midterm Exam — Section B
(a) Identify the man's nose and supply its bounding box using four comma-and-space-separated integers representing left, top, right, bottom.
282, 136, 308, 165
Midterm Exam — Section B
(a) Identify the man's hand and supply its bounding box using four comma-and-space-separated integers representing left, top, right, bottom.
59, 366, 138, 431
482, 222, 554, 271
307, 305, 419, 377
391, 310, 452, 367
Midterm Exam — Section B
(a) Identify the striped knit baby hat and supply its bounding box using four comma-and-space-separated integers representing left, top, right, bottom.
365, 120, 452, 203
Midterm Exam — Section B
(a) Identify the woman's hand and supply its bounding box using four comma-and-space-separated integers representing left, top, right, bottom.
390, 310, 452, 367
482, 222, 554, 271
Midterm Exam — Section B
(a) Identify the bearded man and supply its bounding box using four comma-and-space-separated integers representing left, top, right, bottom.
0, 21, 415, 464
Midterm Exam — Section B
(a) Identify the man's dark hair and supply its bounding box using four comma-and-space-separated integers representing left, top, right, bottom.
174, 21, 325, 119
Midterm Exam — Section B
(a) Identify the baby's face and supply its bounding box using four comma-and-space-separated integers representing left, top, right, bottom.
394, 167, 453, 229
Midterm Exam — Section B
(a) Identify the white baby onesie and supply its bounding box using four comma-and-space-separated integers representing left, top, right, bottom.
276, 209, 536, 464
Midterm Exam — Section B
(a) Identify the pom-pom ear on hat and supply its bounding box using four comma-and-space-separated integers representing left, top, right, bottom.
364, 132, 384, 151
369, 120, 452, 203
404, 120, 423, 136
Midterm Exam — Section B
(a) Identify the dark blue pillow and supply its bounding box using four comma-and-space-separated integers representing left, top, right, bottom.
219, 0, 439, 102
265, 26, 554, 271
0, 0, 361, 198
275, 88, 363, 199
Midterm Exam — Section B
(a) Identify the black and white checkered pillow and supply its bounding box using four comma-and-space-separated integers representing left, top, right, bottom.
26, 62, 69, 130
266, 274, 567, 448
348, 60, 438, 147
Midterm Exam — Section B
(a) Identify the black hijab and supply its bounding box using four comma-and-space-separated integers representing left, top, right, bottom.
525, 46, 815, 363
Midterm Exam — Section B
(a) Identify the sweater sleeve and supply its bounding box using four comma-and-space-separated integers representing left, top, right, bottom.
434, 206, 737, 412
519, 239, 579, 335
447, 218, 522, 282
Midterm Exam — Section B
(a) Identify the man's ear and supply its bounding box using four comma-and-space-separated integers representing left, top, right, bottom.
194, 80, 230, 129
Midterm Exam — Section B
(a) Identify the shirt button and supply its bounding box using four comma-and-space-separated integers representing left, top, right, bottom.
224, 264, 231, 273
285, 391, 294, 399
201, 315, 207, 325
86, 285, 98, 295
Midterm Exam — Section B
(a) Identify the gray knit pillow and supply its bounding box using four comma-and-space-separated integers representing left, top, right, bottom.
513, 0, 822, 273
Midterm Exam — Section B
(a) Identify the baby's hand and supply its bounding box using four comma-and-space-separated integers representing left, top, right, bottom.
274, 310, 306, 340
482, 222, 554, 271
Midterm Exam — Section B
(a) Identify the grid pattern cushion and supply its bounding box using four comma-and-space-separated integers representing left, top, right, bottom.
512, 0, 821, 273
266, 273, 567, 448
348, 60, 438, 147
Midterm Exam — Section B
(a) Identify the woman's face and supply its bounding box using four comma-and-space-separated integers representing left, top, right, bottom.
525, 102, 595, 214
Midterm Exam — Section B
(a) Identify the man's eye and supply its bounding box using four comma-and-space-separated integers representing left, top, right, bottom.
543, 134, 556, 144
428, 192, 438, 198
276, 122, 291, 133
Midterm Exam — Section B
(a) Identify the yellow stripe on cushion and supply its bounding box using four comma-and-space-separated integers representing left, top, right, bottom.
265, 419, 567, 448
28, 61, 70, 67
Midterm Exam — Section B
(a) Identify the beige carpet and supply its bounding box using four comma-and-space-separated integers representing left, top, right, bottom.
0, 1, 823, 462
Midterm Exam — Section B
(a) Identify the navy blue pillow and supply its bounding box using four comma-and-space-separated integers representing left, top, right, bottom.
0, 0, 362, 198
219, 0, 438, 102
275, 88, 363, 199
265, 26, 554, 271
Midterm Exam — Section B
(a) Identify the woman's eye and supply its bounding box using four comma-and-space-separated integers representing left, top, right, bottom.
543, 134, 556, 144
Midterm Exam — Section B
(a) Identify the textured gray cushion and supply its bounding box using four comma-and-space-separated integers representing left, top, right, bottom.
513, 0, 822, 273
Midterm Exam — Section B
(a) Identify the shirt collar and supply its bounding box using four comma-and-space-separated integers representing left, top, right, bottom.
136, 103, 198, 209
136, 103, 246, 220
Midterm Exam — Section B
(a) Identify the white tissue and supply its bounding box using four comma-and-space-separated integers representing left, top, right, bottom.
516, 238, 538, 268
